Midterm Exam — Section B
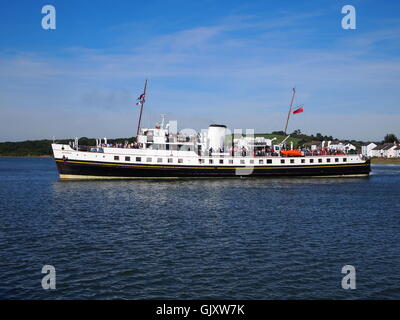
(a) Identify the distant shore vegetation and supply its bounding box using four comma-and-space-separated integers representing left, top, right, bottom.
0, 137, 135, 157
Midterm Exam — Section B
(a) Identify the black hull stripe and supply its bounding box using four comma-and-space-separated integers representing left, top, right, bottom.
55, 158, 371, 178
55, 159, 369, 170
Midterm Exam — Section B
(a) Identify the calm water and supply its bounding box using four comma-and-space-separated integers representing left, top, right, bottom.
0, 158, 399, 299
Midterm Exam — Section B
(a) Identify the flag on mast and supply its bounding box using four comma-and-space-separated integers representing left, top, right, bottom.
136, 92, 146, 107
293, 105, 304, 114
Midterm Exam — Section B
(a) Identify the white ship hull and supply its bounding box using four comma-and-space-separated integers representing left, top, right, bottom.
52, 144, 371, 180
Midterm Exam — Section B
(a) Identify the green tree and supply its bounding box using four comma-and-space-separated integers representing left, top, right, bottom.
291, 129, 301, 136
383, 133, 398, 143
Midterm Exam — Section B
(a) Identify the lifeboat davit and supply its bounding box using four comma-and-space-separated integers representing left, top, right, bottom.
280, 150, 303, 157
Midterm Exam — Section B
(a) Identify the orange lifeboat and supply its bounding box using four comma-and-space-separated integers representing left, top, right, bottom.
280, 150, 303, 157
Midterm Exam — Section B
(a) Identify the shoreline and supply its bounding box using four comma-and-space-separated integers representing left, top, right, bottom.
0, 155, 52, 158
371, 157, 400, 165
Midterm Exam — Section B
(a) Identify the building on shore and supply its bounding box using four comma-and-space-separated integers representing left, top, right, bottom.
361, 143, 377, 158
363, 142, 400, 158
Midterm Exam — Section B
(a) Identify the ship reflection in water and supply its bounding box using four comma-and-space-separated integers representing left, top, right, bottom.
0, 158, 399, 299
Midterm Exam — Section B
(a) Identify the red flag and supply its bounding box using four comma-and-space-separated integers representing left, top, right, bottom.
293, 106, 304, 114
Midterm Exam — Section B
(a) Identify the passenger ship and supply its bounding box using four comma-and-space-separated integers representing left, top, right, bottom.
52, 83, 370, 179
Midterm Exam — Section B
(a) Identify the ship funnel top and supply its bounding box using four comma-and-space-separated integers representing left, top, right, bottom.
209, 124, 227, 128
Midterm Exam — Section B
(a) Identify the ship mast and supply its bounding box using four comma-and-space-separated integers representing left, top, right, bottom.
136, 79, 148, 136
284, 87, 296, 136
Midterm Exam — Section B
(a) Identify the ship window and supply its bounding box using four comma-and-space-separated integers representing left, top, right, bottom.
168, 158, 173, 163
136, 157, 141, 162
229, 159, 233, 164
310, 159, 314, 163
114, 156, 119, 160
178, 159, 183, 163
219, 159, 224, 164
209, 159, 213, 164
318, 158, 322, 163
146, 157, 152, 162
199, 159, 204, 164
125, 156, 130, 161
267, 159, 272, 164
301, 159, 305, 163
343, 158, 347, 162
157, 158, 162, 163
290, 159, 295, 164
240, 160, 245, 164
259, 160, 263, 164
250, 160, 254, 164
335, 158, 339, 162
281, 159, 285, 164
327, 158, 331, 163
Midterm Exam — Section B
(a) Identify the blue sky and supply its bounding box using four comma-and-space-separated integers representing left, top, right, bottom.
1, 0, 399, 141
